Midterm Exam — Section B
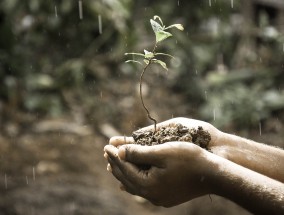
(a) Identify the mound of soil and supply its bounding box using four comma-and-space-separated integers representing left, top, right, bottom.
132, 123, 211, 150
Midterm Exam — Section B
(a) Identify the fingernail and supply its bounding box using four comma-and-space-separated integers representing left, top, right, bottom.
107, 163, 112, 172
109, 136, 120, 145
103, 145, 108, 152
118, 146, 126, 160
104, 152, 108, 159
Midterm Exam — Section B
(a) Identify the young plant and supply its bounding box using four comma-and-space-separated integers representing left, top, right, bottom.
125, 15, 184, 132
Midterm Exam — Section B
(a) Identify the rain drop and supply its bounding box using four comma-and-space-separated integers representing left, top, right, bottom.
209, 0, 212, 7
26, 176, 29, 185
5, 174, 7, 189
55, 6, 58, 17
231, 0, 234, 8
98, 15, 102, 34
78, 0, 83, 20
33, 166, 36, 181
259, 122, 262, 136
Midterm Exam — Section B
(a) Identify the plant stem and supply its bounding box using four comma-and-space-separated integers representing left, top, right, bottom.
139, 62, 157, 132
139, 42, 159, 133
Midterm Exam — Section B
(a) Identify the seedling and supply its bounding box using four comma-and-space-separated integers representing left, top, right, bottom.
125, 15, 184, 132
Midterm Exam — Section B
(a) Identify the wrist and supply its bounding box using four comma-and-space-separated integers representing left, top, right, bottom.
205, 154, 284, 214
204, 152, 242, 197
194, 150, 225, 195
207, 130, 228, 158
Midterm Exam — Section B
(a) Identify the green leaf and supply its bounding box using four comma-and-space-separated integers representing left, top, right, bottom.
165, 24, 184, 31
144, 49, 154, 59
125, 52, 145, 57
155, 30, 172, 43
150, 19, 163, 33
155, 53, 175, 58
152, 59, 168, 70
153, 15, 164, 26
125, 60, 143, 66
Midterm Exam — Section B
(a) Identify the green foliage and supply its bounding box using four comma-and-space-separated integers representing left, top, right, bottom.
200, 69, 284, 129
125, 15, 183, 70
150, 16, 184, 43
0, 0, 132, 116
1, 0, 283, 131
201, 84, 268, 128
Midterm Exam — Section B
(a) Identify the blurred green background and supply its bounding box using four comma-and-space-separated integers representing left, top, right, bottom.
1, 0, 284, 130
0, 0, 283, 214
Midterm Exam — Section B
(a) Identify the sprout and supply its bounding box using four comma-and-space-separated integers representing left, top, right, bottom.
125, 16, 184, 132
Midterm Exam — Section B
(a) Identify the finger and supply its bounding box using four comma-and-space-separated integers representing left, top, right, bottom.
119, 182, 125, 191
105, 145, 139, 175
105, 144, 123, 162
118, 144, 164, 167
104, 152, 108, 159
118, 183, 138, 197
109, 136, 134, 147
106, 147, 151, 190
121, 183, 137, 196
107, 157, 137, 195
119, 182, 137, 196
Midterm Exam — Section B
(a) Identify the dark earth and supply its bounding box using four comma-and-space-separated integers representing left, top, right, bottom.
132, 124, 211, 150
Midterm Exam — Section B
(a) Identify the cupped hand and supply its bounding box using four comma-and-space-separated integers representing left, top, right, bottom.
104, 142, 216, 207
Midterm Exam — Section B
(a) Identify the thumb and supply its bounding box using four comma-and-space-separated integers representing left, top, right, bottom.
118, 144, 163, 166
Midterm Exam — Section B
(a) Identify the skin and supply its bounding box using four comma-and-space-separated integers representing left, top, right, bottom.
104, 117, 284, 214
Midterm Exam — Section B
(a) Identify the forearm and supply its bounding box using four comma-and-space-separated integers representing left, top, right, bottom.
208, 154, 284, 215
210, 132, 284, 182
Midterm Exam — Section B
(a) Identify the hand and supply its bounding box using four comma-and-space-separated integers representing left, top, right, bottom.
104, 117, 284, 213
104, 142, 216, 207
111, 117, 284, 183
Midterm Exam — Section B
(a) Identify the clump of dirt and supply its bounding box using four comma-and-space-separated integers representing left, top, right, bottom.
132, 123, 211, 150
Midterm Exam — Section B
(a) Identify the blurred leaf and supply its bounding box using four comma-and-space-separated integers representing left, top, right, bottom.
155, 30, 172, 43
165, 24, 184, 31
125, 52, 145, 57
150, 19, 164, 33
125, 60, 142, 65
155, 52, 175, 58
26, 74, 54, 90
24, 94, 62, 116
152, 59, 168, 70
153, 15, 164, 26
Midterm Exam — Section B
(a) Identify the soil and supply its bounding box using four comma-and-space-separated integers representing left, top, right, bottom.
132, 124, 211, 150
